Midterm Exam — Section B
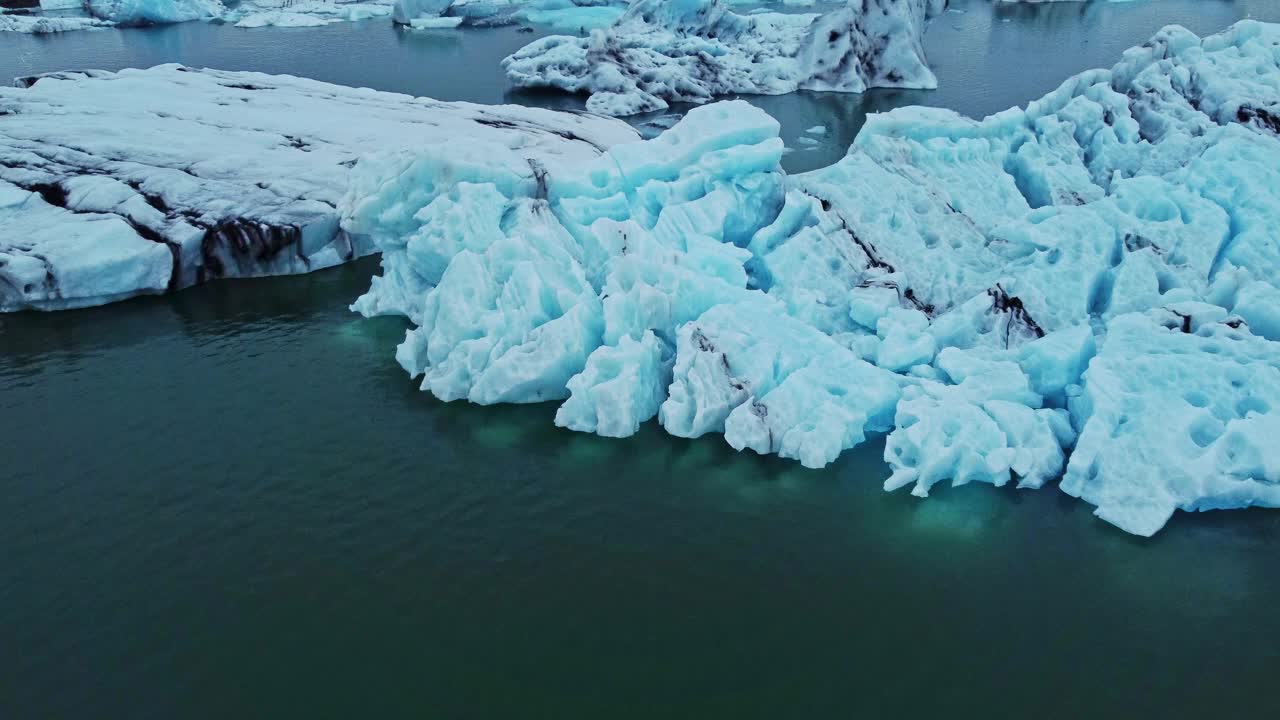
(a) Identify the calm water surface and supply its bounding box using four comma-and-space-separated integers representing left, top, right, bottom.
4, 1, 1280, 717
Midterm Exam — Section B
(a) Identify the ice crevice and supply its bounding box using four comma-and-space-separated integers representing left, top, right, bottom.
349, 20, 1280, 536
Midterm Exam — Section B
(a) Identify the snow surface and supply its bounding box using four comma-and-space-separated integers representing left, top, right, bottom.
351, 20, 1280, 535
504, 0, 948, 116
0, 65, 638, 310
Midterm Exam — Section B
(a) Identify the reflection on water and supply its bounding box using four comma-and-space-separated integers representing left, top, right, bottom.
6, 1, 1280, 718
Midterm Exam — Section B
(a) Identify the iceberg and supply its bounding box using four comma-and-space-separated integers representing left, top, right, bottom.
0, 12, 112, 31
391, 0, 625, 30
391, 0, 449, 25
85, 0, 225, 24
228, 0, 393, 28
0, 65, 637, 311
503, 0, 948, 116
1, 0, 396, 32
350, 20, 1280, 534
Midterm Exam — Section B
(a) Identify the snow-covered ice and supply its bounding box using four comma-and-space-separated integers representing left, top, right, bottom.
503, 0, 948, 116
350, 20, 1280, 534
0, 65, 637, 310
83, 0, 224, 24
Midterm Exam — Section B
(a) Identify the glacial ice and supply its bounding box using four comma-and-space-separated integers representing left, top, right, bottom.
503, 0, 948, 116
0, 11, 112, 32
882, 347, 1076, 498
1063, 306, 1280, 536
383, 0, 632, 30
350, 20, 1280, 535
0, 65, 637, 310
0, 0, 854, 34
229, 1, 393, 28
84, 0, 225, 24
391, 0, 449, 25
1, 0, 391, 32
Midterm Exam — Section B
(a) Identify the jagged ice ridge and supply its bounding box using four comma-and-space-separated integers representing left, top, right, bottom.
351, 20, 1280, 535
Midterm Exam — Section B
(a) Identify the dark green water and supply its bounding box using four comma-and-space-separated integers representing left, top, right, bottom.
5, 1, 1280, 717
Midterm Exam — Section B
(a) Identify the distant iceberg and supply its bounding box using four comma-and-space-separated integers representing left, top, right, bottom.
0, 0, 397, 32
393, 0, 624, 30
351, 20, 1280, 535
504, 0, 947, 116
84, 0, 224, 24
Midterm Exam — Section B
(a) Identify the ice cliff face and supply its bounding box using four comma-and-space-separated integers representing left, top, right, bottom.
352, 20, 1280, 535
503, 0, 947, 116
0, 66, 637, 310
84, 0, 225, 24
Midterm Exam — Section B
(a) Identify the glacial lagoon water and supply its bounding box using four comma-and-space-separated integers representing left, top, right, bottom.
5, 1, 1280, 717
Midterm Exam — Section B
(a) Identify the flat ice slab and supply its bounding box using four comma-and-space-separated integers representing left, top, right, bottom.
0, 65, 637, 311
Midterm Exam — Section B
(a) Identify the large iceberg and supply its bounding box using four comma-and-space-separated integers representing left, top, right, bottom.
84, 0, 224, 24
0, 65, 637, 310
351, 20, 1280, 535
503, 0, 948, 116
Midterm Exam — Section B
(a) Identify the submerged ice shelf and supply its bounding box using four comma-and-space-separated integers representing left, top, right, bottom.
350, 20, 1280, 535
504, 0, 947, 116
0, 65, 638, 310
